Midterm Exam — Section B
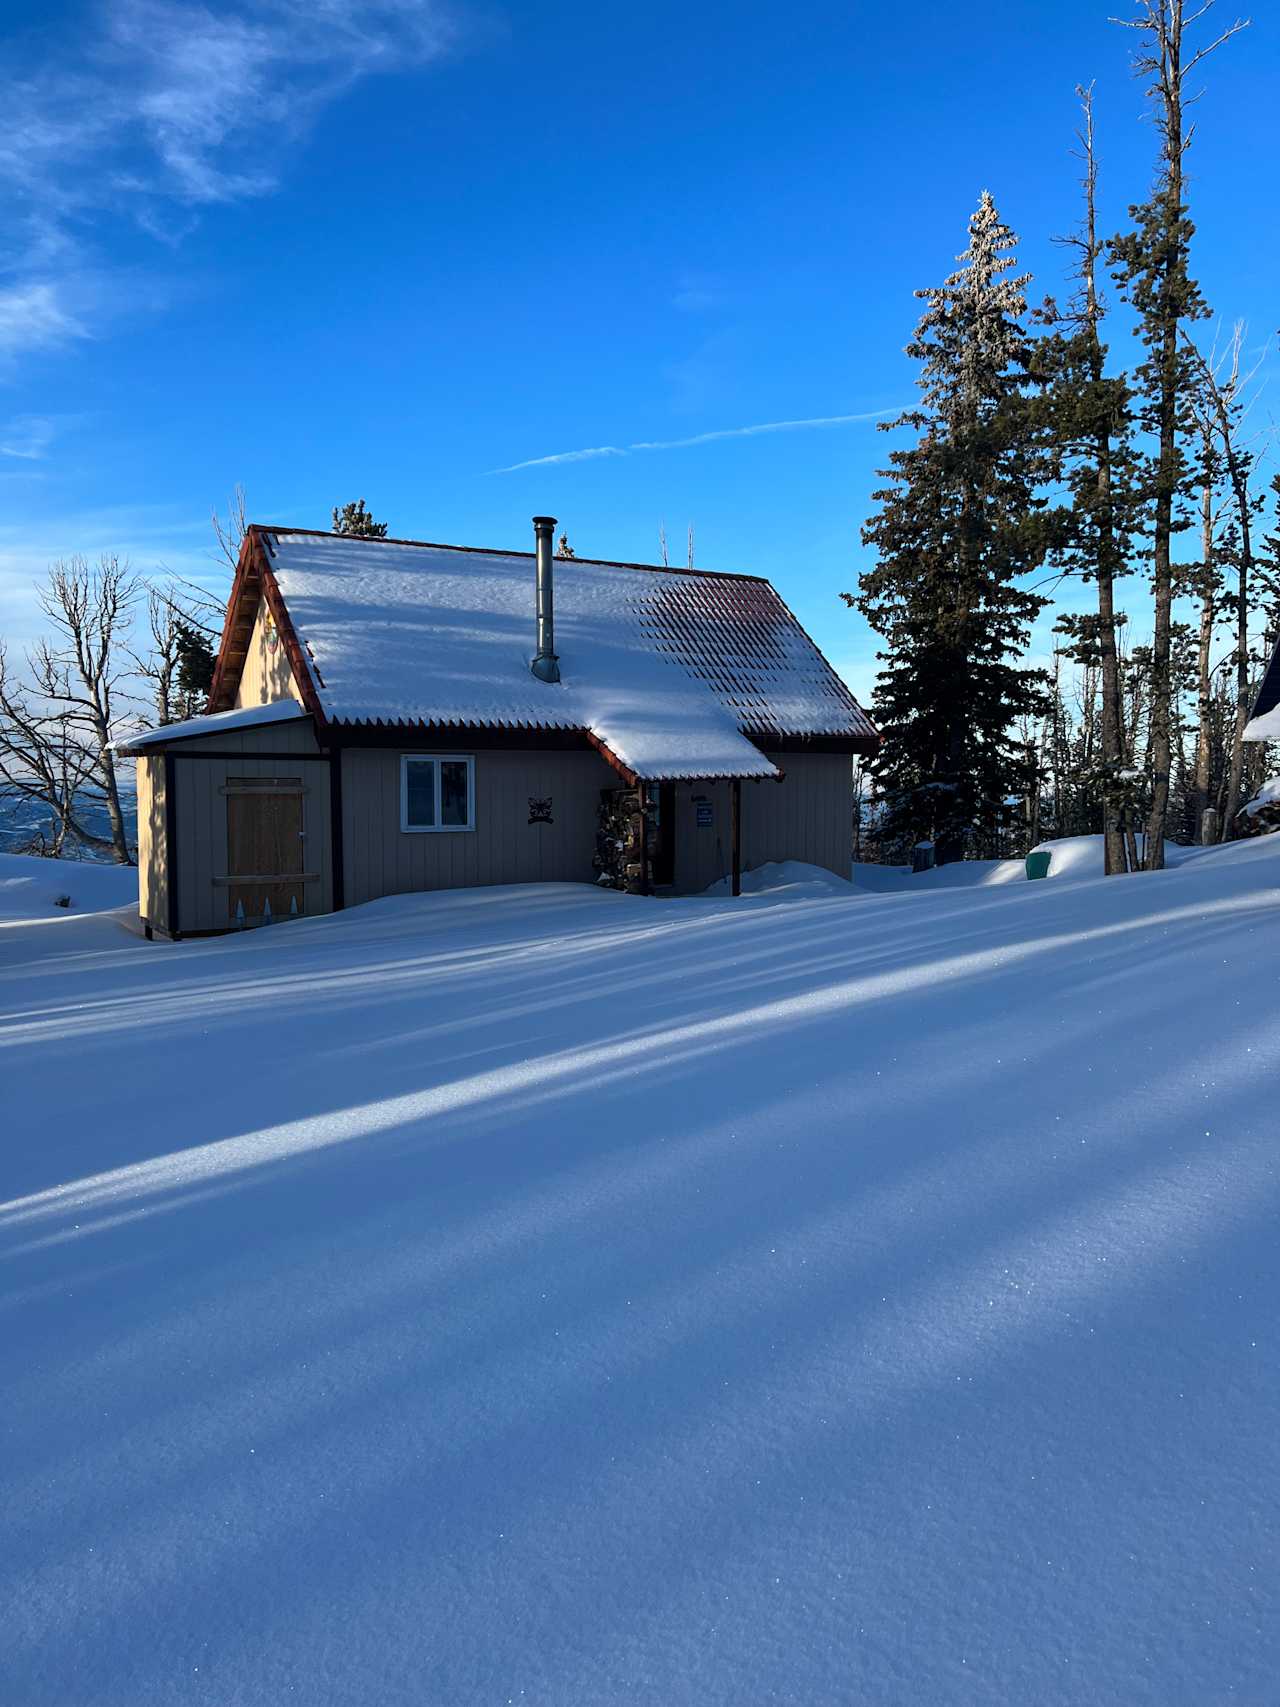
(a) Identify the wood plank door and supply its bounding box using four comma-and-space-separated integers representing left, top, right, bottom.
225, 778, 308, 925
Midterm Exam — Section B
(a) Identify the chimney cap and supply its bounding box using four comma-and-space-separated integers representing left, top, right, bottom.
532, 514, 558, 529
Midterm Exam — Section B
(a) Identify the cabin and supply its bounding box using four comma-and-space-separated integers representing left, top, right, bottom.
119, 519, 879, 938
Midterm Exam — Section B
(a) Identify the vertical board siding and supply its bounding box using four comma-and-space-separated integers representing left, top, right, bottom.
135, 754, 167, 928
672, 779, 732, 895
168, 719, 322, 757
171, 752, 331, 932
341, 746, 617, 906
672, 753, 852, 892
233, 595, 305, 709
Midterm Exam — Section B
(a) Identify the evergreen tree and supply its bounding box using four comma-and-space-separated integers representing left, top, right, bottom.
848, 192, 1052, 863
331, 499, 389, 538
174, 620, 216, 717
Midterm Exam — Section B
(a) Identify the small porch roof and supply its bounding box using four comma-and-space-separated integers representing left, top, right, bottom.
114, 699, 309, 753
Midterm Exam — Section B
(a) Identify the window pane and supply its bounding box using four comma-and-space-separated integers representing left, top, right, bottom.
405, 759, 436, 826
441, 760, 470, 826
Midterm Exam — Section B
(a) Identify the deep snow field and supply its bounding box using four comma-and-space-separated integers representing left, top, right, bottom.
2, 839, 1278, 1704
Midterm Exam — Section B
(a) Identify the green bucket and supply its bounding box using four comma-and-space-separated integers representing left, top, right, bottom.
1025, 850, 1051, 881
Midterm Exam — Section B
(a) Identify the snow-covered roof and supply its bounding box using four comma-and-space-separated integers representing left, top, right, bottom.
243, 530, 875, 782
1243, 703, 1280, 744
1245, 634, 1280, 742
114, 698, 308, 753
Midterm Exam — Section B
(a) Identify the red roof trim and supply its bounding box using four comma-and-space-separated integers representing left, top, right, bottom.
206, 526, 329, 729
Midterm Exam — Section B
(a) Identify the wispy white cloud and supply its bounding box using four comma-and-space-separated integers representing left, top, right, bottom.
0, 284, 88, 358
0, 415, 61, 460
490, 409, 899, 475
0, 0, 463, 360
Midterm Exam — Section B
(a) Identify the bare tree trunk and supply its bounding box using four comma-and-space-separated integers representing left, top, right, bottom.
1192, 476, 1216, 834
1074, 86, 1131, 875
1115, 2, 1248, 867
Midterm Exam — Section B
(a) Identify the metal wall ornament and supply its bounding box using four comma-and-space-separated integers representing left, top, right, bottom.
527, 796, 554, 825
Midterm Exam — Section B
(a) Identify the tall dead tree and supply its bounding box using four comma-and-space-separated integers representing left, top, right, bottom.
1182, 323, 1264, 834
1109, 0, 1246, 868
1186, 371, 1225, 838
1040, 84, 1139, 874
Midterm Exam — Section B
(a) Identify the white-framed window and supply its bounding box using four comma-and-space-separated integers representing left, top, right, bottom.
400, 754, 476, 833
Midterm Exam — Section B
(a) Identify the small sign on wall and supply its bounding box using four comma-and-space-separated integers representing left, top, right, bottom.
695, 798, 713, 829
528, 796, 554, 825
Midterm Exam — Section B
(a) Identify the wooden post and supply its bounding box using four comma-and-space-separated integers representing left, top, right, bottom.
636, 787, 650, 896
328, 736, 345, 912
163, 751, 180, 940
730, 778, 742, 897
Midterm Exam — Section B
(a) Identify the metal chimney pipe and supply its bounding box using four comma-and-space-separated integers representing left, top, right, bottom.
531, 514, 560, 683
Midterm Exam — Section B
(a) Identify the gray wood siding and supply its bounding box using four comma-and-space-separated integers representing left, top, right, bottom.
171, 751, 332, 932
341, 746, 617, 906
672, 779, 733, 895
234, 594, 303, 708
164, 719, 323, 757
135, 754, 167, 928
672, 752, 852, 892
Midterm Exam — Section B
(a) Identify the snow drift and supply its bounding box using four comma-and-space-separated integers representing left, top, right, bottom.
3, 839, 1278, 1704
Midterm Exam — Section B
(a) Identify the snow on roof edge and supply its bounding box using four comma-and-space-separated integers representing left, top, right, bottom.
114, 699, 308, 752
1243, 704, 1280, 743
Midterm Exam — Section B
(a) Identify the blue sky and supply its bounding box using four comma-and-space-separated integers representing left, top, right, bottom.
1, 0, 1274, 702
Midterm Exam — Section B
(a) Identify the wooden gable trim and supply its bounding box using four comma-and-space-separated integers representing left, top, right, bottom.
206, 526, 329, 733
206, 532, 262, 713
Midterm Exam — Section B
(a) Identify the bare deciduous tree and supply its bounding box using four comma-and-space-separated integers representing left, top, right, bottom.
1182, 322, 1266, 835
0, 645, 107, 856
212, 483, 249, 573
34, 555, 139, 864
134, 585, 220, 726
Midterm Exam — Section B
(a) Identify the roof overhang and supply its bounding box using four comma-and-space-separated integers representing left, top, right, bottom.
114, 698, 310, 753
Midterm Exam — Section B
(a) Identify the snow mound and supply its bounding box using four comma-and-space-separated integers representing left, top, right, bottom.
1241, 777, 1280, 819
0, 852, 138, 921
702, 859, 853, 899
855, 835, 1214, 892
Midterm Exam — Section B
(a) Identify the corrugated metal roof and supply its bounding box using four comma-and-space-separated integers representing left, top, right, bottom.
222, 529, 877, 781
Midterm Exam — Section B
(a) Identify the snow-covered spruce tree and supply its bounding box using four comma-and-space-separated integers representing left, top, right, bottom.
849, 192, 1052, 864
331, 499, 389, 538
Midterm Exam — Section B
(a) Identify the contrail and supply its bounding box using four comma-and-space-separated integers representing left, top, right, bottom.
487, 445, 626, 475
629, 409, 897, 451
489, 408, 898, 475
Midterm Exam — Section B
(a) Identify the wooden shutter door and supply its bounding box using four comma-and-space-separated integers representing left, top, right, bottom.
225, 779, 307, 924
